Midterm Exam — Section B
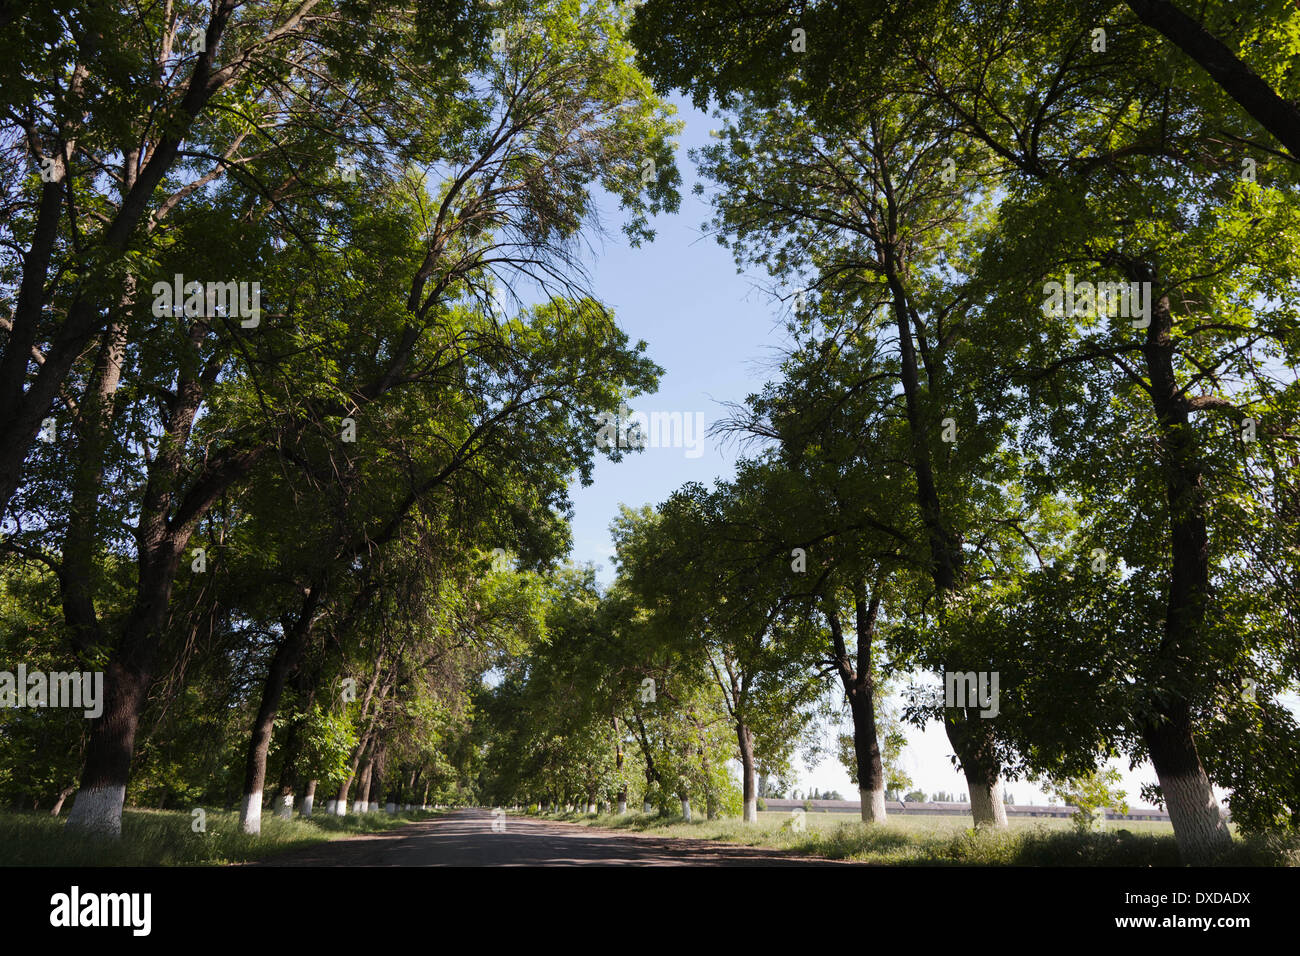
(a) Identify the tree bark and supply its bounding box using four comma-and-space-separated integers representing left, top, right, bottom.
354, 751, 374, 814
368, 744, 386, 812
63, 364, 261, 838
64, 612, 166, 838
1130, 273, 1231, 862
239, 585, 322, 834
612, 717, 628, 814
828, 581, 888, 822
59, 307, 129, 654
737, 722, 758, 823
885, 261, 1006, 827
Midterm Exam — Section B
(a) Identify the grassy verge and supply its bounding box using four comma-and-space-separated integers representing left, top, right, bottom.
0, 806, 447, 866
534, 809, 1299, 866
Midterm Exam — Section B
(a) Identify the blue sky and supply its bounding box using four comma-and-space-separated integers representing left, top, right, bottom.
563, 93, 1177, 809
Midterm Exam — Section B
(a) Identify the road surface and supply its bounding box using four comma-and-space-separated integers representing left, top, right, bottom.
259, 808, 846, 866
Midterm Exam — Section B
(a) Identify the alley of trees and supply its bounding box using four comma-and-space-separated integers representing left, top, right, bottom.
1, 0, 1298, 867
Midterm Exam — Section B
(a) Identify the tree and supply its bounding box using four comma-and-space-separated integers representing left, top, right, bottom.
1038, 768, 1130, 833
689, 89, 1021, 826
2, 0, 680, 838
631, 0, 1300, 861
612, 492, 824, 823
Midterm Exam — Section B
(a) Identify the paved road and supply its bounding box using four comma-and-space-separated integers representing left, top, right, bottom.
259, 808, 846, 866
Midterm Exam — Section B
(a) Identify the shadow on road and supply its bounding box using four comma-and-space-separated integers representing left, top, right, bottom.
258, 808, 848, 866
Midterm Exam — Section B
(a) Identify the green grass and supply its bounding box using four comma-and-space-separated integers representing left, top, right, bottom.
536, 809, 1300, 866
0, 806, 447, 866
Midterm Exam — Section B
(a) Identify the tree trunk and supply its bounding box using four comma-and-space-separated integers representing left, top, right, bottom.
828, 582, 889, 823
1143, 705, 1230, 863
354, 753, 374, 814
680, 796, 692, 822
631, 713, 662, 809
64, 344, 261, 838
275, 713, 307, 822
945, 712, 1008, 827
968, 775, 1009, 828
60, 308, 129, 654
366, 767, 379, 812
50, 784, 77, 817
64, 642, 155, 837
239, 586, 321, 835
301, 779, 317, 818
336, 720, 378, 814
1132, 272, 1231, 862
886, 267, 1006, 826
848, 688, 887, 823
737, 722, 758, 823
613, 717, 628, 814
336, 766, 357, 814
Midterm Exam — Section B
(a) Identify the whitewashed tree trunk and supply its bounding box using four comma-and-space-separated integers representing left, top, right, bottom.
302, 794, 314, 818
327, 799, 338, 815
680, 797, 692, 822
642, 800, 653, 813
743, 797, 757, 823
1159, 771, 1231, 861
276, 794, 293, 820
65, 784, 126, 838
969, 777, 1009, 827
617, 797, 627, 814
240, 791, 263, 834
860, 787, 887, 823
352, 798, 366, 814
386, 802, 397, 814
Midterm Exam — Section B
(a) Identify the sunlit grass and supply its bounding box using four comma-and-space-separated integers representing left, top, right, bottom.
0, 806, 446, 866
536, 808, 1298, 866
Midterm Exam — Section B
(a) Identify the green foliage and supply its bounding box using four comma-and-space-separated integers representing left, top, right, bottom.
1037, 768, 1130, 834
